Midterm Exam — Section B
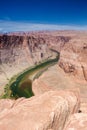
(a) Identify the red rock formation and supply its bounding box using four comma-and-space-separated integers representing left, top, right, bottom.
0, 99, 14, 112
0, 33, 50, 90
0, 32, 70, 93
80, 102, 87, 113
1, 31, 87, 84
58, 33, 87, 82
0, 90, 80, 130
64, 113, 87, 130
1, 31, 87, 129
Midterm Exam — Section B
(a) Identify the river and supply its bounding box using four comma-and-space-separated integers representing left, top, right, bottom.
3, 49, 59, 99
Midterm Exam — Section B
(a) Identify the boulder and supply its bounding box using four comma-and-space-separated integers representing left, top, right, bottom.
0, 90, 80, 130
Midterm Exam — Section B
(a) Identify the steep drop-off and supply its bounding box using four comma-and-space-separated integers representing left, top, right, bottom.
0, 31, 87, 130
0, 32, 70, 94
0, 33, 50, 93
0, 31, 87, 96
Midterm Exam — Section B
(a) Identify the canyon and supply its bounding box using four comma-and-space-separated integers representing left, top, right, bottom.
0, 30, 87, 129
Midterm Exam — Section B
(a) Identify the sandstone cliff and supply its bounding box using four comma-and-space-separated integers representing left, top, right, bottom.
0, 32, 70, 94
55, 31, 87, 80
0, 33, 50, 92
0, 31, 87, 130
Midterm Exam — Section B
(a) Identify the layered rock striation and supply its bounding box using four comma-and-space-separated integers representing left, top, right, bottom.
0, 90, 80, 130
64, 113, 87, 130
58, 31, 87, 83
0, 32, 70, 93
0, 31, 87, 129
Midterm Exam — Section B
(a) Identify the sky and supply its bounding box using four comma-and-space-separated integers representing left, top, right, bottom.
0, 0, 87, 32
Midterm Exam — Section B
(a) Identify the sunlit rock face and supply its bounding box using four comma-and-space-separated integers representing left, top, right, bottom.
0, 31, 87, 129
0, 32, 70, 93
0, 90, 80, 130
64, 113, 87, 130
58, 31, 87, 83
56, 31, 87, 102
1, 31, 87, 83
0, 33, 50, 91
0, 30, 87, 99
0, 33, 50, 69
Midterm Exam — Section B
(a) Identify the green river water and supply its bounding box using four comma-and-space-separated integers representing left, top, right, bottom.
3, 49, 59, 99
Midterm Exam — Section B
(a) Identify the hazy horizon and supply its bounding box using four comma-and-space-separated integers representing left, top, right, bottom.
0, 0, 87, 32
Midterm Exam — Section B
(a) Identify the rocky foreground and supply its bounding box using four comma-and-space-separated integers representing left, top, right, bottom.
0, 30, 87, 129
0, 90, 80, 130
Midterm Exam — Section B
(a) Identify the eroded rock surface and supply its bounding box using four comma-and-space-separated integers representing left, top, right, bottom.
64, 113, 87, 130
0, 32, 70, 93
58, 32, 87, 83
0, 33, 50, 91
32, 65, 79, 95
0, 90, 80, 130
1, 31, 87, 95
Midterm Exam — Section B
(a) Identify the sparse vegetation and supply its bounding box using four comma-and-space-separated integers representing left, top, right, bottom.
0, 49, 59, 99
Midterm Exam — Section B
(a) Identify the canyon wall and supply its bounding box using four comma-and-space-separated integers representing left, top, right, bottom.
0, 31, 87, 129
58, 33, 87, 82
0, 31, 87, 94
0, 32, 70, 93
30, 31, 87, 102
0, 33, 51, 91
